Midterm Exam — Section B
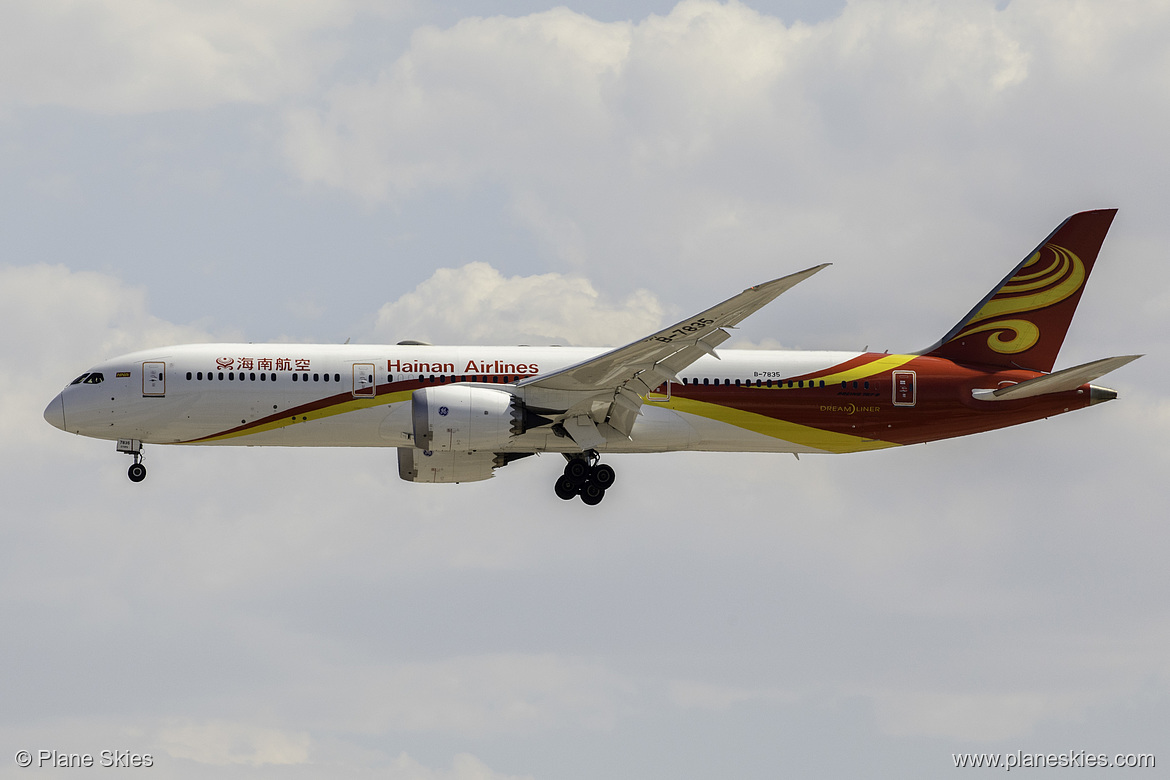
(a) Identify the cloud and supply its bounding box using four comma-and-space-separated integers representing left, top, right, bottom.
872, 690, 1079, 742
384, 753, 535, 780
289, 654, 634, 736
275, 2, 1078, 218
0, 0, 385, 113
0, 264, 216, 449
281, 0, 1170, 354
156, 720, 310, 766
5, 2, 1170, 775
366, 261, 664, 345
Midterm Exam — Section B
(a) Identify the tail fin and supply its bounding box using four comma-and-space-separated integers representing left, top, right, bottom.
923, 209, 1117, 372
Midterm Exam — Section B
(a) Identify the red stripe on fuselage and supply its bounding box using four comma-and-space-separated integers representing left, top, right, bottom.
671, 355, 1091, 445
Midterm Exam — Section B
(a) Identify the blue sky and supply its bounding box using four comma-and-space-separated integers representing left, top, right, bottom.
3, 2, 1168, 778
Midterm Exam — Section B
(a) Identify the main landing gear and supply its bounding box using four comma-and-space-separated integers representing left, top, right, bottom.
554, 452, 615, 506
117, 439, 147, 483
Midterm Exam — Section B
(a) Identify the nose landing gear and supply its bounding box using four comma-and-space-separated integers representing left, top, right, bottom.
117, 439, 147, 483
555, 452, 615, 506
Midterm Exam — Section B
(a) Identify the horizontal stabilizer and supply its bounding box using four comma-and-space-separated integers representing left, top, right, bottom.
972, 355, 1141, 402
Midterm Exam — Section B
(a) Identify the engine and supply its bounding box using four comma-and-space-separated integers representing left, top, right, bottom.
411, 385, 551, 452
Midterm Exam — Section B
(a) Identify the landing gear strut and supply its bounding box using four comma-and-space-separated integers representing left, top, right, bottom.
555, 451, 615, 505
117, 439, 147, 483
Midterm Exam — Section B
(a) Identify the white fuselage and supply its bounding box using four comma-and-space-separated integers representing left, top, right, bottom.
44, 343, 868, 455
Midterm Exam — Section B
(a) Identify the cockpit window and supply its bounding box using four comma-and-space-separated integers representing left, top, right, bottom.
69, 373, 89, 385
81, 373, 105, 384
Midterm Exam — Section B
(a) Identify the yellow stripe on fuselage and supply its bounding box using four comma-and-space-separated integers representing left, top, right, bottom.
665, 396, 900, 454
185, 389, 413, 443
803, 353, 916, 386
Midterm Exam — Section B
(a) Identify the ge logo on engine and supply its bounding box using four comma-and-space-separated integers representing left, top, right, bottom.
438, 406, 449, 416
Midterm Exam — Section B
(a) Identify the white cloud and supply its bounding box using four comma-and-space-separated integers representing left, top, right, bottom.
292, 654, 634, 736
276, 1, 1046, 220
281, 0, 1170, 355
0, 264, 216, 449
384, 752, 534, 780
367, 261, 664, 345
156, 720, 311, 766
283, 6, 630, 200
0, 0, 387, 113
872, 690, 1079, 742
5, 2, 1170, 775
668, 679, 796, 711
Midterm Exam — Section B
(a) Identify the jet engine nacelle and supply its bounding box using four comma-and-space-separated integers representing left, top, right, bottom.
411, 385, 517, 452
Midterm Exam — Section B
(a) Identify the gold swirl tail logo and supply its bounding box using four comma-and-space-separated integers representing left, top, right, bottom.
949, 243, 1085, 355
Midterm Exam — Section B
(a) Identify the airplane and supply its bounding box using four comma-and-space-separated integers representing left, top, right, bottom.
44, 209, 1139, 505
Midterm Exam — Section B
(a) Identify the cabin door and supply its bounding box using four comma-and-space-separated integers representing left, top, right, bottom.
352, 363, 376, 397
892, 370, 916, 406
143, 362, 166, 397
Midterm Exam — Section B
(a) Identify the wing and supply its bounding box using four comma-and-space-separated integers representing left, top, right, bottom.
518, 264, 830, 448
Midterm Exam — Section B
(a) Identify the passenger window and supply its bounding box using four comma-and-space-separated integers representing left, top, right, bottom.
324, 373, 330, 382
314, 373, 320, 382
229, 372, 235, 380
197, 372, 203, 380
250, 372, 256, 381
186, 372, 192, 380
292, 373, 298, 382
335, 374, 340, 382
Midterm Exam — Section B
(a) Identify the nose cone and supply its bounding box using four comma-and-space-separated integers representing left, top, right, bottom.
44, 392, 66, 431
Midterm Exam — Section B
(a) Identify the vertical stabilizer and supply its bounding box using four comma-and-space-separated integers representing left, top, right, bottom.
923, 209, 1117, 372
